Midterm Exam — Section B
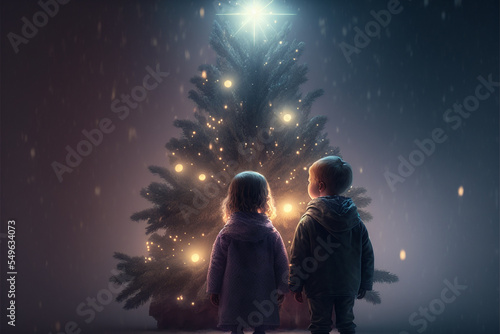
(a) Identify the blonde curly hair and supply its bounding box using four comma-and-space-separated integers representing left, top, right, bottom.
221, 171, 276, 221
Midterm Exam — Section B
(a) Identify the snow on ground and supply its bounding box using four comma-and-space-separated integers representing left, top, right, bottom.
90, 330, 382, 334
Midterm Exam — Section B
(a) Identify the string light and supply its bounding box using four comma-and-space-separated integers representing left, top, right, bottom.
224, 80, 232, 88
191, 253, 200, 262
175, 164, 183, 172
199, 174, 206, 181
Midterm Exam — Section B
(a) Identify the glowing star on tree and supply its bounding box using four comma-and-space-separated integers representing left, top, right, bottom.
217, 0, 296, 44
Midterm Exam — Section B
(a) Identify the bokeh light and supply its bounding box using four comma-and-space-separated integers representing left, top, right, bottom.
175, 164, 183, 172
400, 249, 406, 261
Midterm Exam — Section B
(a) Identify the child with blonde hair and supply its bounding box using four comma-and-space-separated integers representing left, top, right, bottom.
207, 171, 289, 334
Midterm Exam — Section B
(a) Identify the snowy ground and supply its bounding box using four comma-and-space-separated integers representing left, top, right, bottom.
90, 330, 384, 334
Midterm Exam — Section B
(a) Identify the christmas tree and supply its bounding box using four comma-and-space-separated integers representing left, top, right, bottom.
111, 5, 398, 329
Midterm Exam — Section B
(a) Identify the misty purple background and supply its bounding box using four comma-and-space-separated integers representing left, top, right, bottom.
1, 0, 498, 333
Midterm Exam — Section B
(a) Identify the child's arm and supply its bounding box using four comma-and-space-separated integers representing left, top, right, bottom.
273, 232, 290, 296
288, 215, 312, 296
206, 233, 228, 297
359, 222, 374, 292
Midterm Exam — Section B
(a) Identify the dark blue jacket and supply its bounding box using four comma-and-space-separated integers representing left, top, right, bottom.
289, 196, 374, 297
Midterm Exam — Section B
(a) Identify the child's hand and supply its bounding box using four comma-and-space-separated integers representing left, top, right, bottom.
293, 291, 303, 303
277, 293, 285, 305
357, 288, 366, 299
210, 293, 220, 306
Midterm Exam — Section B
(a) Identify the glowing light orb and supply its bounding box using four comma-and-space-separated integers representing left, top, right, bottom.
400, 249, 406, 261
175, 164, 183, 172
458, 186, 464, 197
283, 113, 292, 122
199, 174, 206, 181
284, 203, 293, 213
224, 80, 232, 88
191, 253, 200, 262
216, 1, 296, 44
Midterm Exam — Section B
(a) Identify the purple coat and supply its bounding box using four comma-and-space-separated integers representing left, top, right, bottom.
207, 212, 289, 330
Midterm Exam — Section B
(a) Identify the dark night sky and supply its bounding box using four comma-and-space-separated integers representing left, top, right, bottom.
1, 0, 499, 333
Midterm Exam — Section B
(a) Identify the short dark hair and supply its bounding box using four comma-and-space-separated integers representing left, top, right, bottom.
309, 156, 353, 195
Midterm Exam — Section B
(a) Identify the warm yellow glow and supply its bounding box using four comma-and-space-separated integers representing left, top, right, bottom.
400, 249, 406, 261
458, 186, 464, 197
199, 174, 206, 181
201, 70, 207, 79
191, 253, 200, 262
283, 113, 292, 122
224, 80, 232, 88
175, 164, 183, 172
284, 203, 293, 213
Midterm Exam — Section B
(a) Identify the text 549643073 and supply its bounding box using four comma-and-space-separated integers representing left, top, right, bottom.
6, 220, 17, 327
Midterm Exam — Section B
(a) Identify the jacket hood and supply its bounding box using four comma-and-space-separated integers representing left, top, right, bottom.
221, 211, 276, 242
305, 196, 361, 233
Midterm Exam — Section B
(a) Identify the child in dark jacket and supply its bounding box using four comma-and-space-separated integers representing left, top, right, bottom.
289, 156, 374, 334
207, 171, 289, 334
